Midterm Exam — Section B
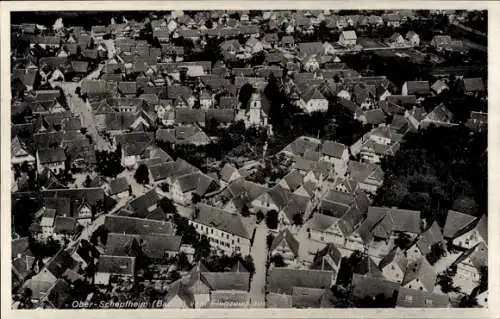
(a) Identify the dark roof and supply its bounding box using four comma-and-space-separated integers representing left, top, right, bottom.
351, 274, 400, 301
267, 268, 333, 295
201, 272, 250, 291
270, 228, 300, 257
416, 222, 444, 256
396, 287, 450, 308
321, 140, 347, 159
96, 255, 135, 276
104, 215, 174, 236
45, 250, 76, 278
463, 78, 485, 92
405, 81, 430, 95
127, 190, 159, 217
310, 243, 342, 271
292, 287, 327, 308
53, 216, 77, 234
109, 177, 129, 195
443, 210, 478, 239
38, 148, 66, 164
402, 258, 437, 292
70, 61, 89, 73
386, 95, 417, 107
194, 203, 253, 239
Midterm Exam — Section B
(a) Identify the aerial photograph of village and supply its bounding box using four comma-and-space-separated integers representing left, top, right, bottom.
10, 9, 487, 309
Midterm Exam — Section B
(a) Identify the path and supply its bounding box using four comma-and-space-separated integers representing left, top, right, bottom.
248, 222, 268, 308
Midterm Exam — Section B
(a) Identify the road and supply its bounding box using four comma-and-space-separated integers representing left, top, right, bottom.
248, 222, 268, 308
59, 63, 111, 151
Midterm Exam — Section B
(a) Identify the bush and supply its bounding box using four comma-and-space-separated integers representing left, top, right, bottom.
134, 164, 149, 185
256, 211, 265, 223
265, 210, 279, 229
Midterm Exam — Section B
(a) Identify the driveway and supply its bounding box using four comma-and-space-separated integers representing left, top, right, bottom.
248, 222, 268, 308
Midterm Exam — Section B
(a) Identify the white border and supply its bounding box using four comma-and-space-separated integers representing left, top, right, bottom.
1, 1, 499, 318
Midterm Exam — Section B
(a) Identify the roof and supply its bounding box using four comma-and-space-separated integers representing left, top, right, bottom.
396, 287, 450, 308
104, 215, 174, 236
402, 258, 437, 292
463, 78, 485, 92
416, 222, 444, 256
105, 233, 140, 256
442, 210, 478, 239
292, 287, 327, 308
45, 250, 76, 278
321, 140, 347, 159
109, 177, 129, 195
127, 190, 159, 217
201, 272, 250, 291
404, 81, 430, 95
270, 228, 300, 257
141, 234, 182, 258
220, 163, 240, 183
38, 148, 66, 164
267, 268, 333, 295
194, 203, 253, 239
53, 216, 77, 234
341, 30, 357, 40
424, 104, 453, 123
267, 292, 293, 308
379, 247, 408, 273
96, 255, 135, 276
310, 243, 342, 271
351, 274, 400, 300
386, 95, 417, 107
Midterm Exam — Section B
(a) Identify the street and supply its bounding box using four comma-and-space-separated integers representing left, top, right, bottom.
248, 222, 268, 308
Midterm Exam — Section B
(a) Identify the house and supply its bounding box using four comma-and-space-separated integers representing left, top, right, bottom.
267, 267, 336, 295
104, 215, 175, 237
345, 160, 384, 195
357, 206, 421, 258
460, 78, 486, 96
401, 81, 430, 96
30, 249, 76, 284
189, 203, 255, 255
444, 211, 487, 250
170, 172, 216, 204
378, 247, 408, 284
299, 88, 328, 113
269, 228, 300, 262
219, 163, 242, 186
94, 255, 136, 285
451, 242, 487, 293
406, 221, 444, 263
396, 287, 451, 308
11, 136, 36, 167
203, 271, 251, 308
108, 177, 130, 198
245, 37, 264, 54
354, 126, 403, 164
405, 31, 420, 46
386, 33, 406, 47
351, 274, 400, 306
401, 258, 437, 293
338, 30, 357, 47
280, 35, 295, 48
36, 148, 66, 174
320, 140, 349, 176
431, 80, 449, 95
114, 132, 155, 169
125, 189, 160, 218
53, 216, 78, 238
420, 103, 455, 129
12, 237, 37, 284
310, 243, 342, 280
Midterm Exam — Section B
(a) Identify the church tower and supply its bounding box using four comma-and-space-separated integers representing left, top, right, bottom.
246, 88, 262, 127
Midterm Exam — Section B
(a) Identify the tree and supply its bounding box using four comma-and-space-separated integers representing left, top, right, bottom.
134, 164, 149, 185
194, 235, 211, 261
426, 242, 446, 265
265, 210, 279, 229
238, 83, 254, 109
83, 175, 92, 188
459, 294, 479, 308
12, 195, 39, 237
241, 204, 251, 217
243, 255, 255, 275
437, 269, 461, 293
270, 254, 286, 267
394, 232, 412, 250
158, 197, 177, 216
191, 193, 201, 204
292, 213, 303, 226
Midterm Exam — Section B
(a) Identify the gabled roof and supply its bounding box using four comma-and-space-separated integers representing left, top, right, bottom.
321, 140, 347, 159
416, 222, 444, 256
442, 210, 478, 239
310, 243, 341, 271
463, 78, 485, 92
194, 203, 253, 239
341, 30, 357, 40
396, 287, 450, 308
270, 228, 300, 257
267, 268, 333, 295
104, 215, 174, 236
201, 271, 250, 291
96, 255, 135, 276
379, 247, 408, 272
127, 190, 159, 217
402, 258, 437, 292
404, 81, 430, 95
38, 148, 66, 164
352, 274, 400, 301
